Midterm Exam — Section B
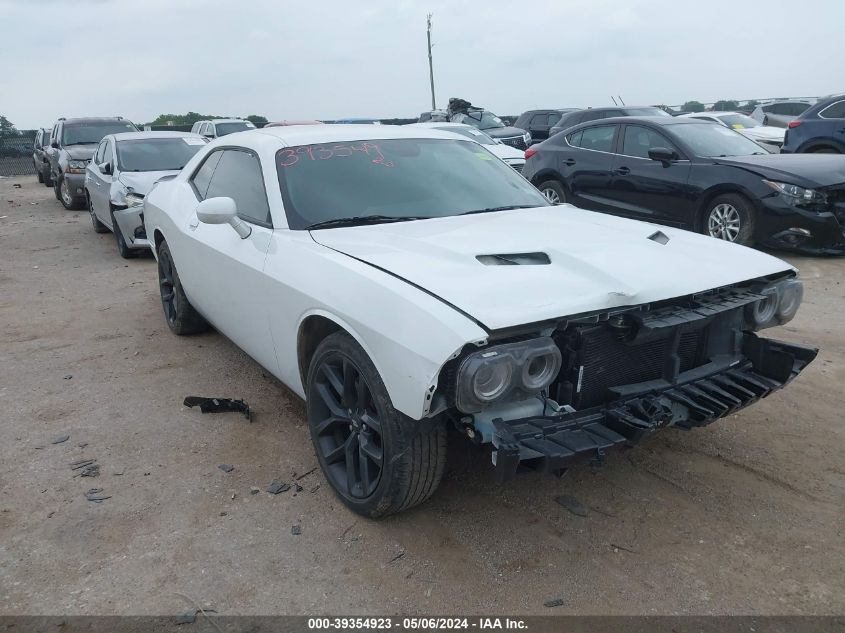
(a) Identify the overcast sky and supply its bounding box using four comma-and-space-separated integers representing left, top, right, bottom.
1, 0, 842, 129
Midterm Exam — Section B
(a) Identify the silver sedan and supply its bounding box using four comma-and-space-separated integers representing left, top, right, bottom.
84, 131, 207, 258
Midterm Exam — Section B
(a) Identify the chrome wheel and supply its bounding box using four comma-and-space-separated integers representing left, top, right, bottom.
541, 187, 561, 204
707, 203, 741, 242
60, 179, 73, 207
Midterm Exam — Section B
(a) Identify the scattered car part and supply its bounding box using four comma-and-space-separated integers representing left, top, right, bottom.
183, 396, 251, 420
266, 480, 290, 495
84, 488, 111, 503
218, 464, 234, 473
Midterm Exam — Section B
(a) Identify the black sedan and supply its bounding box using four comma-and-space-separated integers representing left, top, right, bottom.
522, 116, 845, 254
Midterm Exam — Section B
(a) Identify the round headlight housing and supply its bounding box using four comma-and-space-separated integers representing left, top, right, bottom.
455, 337, 561, 413
745, 278, 804, 330
472, 360, 512, 402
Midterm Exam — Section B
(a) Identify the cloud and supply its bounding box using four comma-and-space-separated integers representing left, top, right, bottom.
0, 0, 841, 129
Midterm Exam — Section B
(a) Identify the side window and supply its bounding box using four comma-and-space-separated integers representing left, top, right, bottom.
190, 150, 224, 199
566, 130, 584, 148
204, 149, 271, 226
94, 140, 106, 164
207, 123, 216, 137
819, 100, 845, 119
578, 125, 616, 152
102, 140, 112, 165
530, 113, 546, 127
52, 124, 59, 145
547, 112, 562, 126
762, 105, 774, 113
622, 125, 679, 158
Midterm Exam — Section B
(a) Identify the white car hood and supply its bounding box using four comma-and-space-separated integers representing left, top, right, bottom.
118, 170, 180, 196
488, 143, 525, 161
311, 206, 792, 331
739, 126, 786, 142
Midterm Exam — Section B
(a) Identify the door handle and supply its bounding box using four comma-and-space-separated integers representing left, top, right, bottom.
563, 158, 576, 166
614, 166, 631, 175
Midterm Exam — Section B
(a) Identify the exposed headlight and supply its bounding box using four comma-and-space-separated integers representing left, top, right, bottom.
456, 337, 562, 413
745, 278, 804, 330
67, 160, 87, 173
523, 132, 531, 144
763, 180, 826, 205
125, 193, 144, 207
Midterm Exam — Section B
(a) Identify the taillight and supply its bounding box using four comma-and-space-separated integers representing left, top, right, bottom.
524, 148, 538, 159
788, 121, 802, 129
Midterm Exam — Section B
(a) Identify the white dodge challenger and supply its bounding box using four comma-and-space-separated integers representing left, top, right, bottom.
143, 125, 817, 517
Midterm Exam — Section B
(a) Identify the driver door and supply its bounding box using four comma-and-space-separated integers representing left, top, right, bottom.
179, 147, 278, 373
86, 139, 113, 226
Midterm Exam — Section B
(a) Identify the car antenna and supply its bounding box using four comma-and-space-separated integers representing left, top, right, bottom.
610, 96, 618, 106
618, 95, 626, 106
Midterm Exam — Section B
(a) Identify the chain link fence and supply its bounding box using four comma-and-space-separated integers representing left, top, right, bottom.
0, 132, 37, 177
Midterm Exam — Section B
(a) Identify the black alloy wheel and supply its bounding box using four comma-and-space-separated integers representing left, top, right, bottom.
310, 353, 384, 499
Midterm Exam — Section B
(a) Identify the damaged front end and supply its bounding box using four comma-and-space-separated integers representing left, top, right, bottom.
439, 275, 818, 481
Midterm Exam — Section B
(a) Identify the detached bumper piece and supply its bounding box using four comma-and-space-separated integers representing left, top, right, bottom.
491, 336, 817, 482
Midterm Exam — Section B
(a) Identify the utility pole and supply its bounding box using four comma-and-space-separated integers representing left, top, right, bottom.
427, 13, 436, 110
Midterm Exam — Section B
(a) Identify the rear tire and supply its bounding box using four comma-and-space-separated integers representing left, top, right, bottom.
537, 180, 567, 205
156, 240, 208, 335
701, 193, 755, 246
306, 331, 447, 518
811, 147, 840, 154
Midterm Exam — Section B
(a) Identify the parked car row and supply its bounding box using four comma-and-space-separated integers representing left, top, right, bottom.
34, 119, 821, 518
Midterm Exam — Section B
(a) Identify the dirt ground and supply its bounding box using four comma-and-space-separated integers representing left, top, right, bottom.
1, 175, 843, 616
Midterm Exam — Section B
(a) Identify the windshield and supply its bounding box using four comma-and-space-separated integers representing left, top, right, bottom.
275, 138, 548, 229
671, 123, 767, 157
625, 107, 672, 117
432, 126, 497, 145
458, 111, 505, 130
216, 122, 254, 136
62, 121, 137, 145
116, 137, 206, 172
716, 113, 761, 129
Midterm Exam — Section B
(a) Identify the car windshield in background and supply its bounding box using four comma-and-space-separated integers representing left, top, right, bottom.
433, 126, 497, 145
216, 122, 254, 136
461, 112, 505, 130
626, 108, 671, 117
63, 122, 137, 145
116, 137, 205, 172
716, 114, 761, 129
671, 123, 766, 157
276, 138, 548, 230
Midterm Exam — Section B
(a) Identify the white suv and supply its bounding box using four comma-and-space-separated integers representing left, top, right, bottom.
190, 119, 256, 139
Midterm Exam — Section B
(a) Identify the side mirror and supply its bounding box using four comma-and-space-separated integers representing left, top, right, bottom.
100, 162, 112, 175
648, 147, 678, 166
51, 141, 59, 149
196, 197, 251, 239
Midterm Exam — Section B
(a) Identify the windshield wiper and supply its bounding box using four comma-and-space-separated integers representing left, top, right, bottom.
306, 215, 432, 230
460, 205, 537, 216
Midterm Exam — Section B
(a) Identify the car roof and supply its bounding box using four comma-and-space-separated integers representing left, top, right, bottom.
580, 115, 710, 127
252, 124, 469, 145
60, 117, 129, 124
679, 111, 745, 118
109, 131, 203, 142
201, 119, 249, 124
409, 122, 476, 129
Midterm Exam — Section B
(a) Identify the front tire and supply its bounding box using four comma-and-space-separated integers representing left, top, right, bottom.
537, 179, 567, 204
37, 168, 43, 183
156, 240, 208, 335
111, 208, 137, 259
88, 194, 108, 233
306, 332, 447, 518
701, 193, 755, 246
57, 174, 84, 210
43, 167, 53, 187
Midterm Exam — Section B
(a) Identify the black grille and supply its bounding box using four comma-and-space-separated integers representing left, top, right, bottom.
574, 326, 704, 408
500, 136, 527, 150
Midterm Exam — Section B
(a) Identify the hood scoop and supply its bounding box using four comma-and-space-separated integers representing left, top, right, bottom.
476, 252, 551, 266
647, 230, 670, 245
